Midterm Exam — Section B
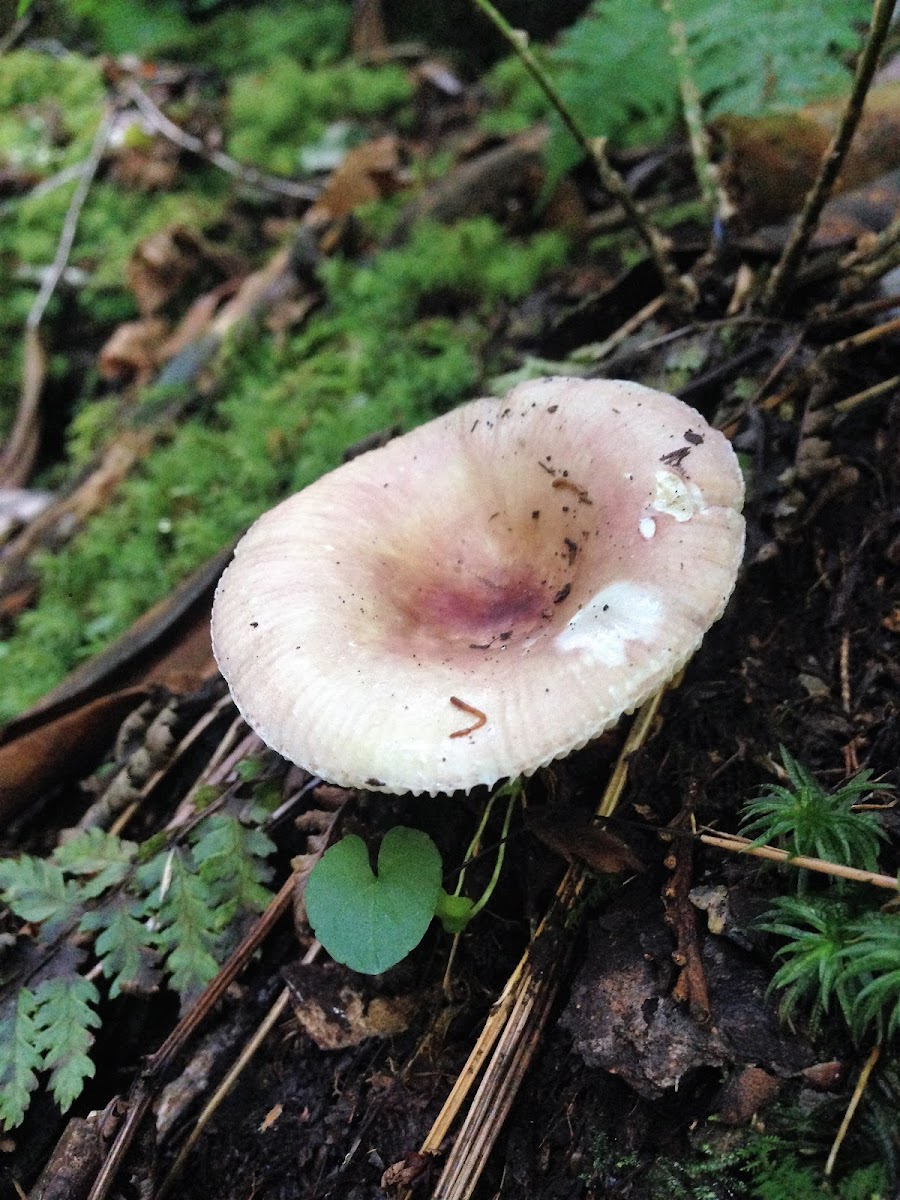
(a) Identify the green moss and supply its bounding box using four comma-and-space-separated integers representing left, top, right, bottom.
227, 59, 413, 175
63, 0, 349, 68
177, 1, 350, 73
479, 55, 550, 138
0, 51, 105, 172
0, 219, 569, 721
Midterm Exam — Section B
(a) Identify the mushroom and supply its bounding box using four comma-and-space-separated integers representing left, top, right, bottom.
211, 377, 745, 795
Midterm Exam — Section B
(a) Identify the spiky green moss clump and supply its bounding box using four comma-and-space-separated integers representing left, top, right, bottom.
228, 59, 413, 175
0, 218, 568, 720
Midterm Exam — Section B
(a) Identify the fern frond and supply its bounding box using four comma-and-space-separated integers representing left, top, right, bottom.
0, 855, 82, 931
501, 0, 872, 182
0, 989, 42, 1129
138, 849, 222, 999
191, 813, 276, 923
53, 828, 137, 899
79, 895, 160, 998
32, 976, 101, 1113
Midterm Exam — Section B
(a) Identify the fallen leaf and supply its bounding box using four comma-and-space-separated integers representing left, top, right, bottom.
126, 225, 244, 316
283, 960, 421, 1050
306, 136, 406, 224
98, 317, 171, 385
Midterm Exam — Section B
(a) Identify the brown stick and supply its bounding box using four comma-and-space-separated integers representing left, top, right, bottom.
760, 0, 895, 313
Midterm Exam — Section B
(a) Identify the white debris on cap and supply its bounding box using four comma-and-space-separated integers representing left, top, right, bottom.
211, 376, 745, 795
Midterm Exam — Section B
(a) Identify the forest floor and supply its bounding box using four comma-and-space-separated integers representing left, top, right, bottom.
0, 3, 898, 1199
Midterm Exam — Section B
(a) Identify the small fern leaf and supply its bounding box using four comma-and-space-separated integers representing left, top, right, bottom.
0, 989, 43, 1129
32, 976, 101, 1113
80, 896, 160, 998
53, 828, 137, 899
191, 814, 275, 922
142, 850, 222, 999
0, 855, 81, 931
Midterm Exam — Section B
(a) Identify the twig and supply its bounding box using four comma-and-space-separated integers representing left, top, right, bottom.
85, 870, 299, 1200
28, 109, 115, 332
760, 0, 895, 313
825, 1044, 880, 1178
756, 313, 900, 416
469, 0, 697, 315
0, 7, 33, 54
698, 832, 899, 892
833, 372, 900, 417
834, 216, 900, 306
0, 108, 114, 488
123, 81, 318, 202
660, 0, 721, 219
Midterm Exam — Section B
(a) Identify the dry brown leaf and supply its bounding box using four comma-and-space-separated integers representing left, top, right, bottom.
98, 317, 171, 385
126, 225, 244, 316
0, 688, 149, 817
525, 808, 644, 874
283, 960, 420, 1050
306, 136, 406, 224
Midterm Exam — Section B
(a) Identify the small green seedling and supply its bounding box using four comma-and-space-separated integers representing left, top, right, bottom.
305, 782, 520, 974
304, 827, 443, 975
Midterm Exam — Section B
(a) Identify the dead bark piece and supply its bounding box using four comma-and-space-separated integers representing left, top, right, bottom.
662, 785, 711, 1023
26, 1098, 123, 1200
283, 960, 421, 1050
560, 922, 728, 1098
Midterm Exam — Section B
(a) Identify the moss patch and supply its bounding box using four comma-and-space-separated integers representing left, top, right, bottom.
0, 218, 568, 720
227, 59, 413, 175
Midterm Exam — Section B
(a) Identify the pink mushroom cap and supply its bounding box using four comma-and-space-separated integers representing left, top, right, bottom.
211, 377, 745, 795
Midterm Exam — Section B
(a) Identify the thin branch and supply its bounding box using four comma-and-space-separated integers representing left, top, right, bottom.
760, 0, 895, 313
123, 81, 318, 202
699, 832, 899, 892
469, 0, 697, 315
86, 871, 299, 1200
28, 108, 115, 331
825, 1044, 880, 1178
660, 0, 722, 218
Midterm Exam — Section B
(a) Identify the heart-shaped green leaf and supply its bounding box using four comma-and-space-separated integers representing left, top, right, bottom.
305, 827, 443, 975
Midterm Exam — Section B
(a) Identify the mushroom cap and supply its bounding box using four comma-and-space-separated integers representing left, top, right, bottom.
211, 377, 745, 795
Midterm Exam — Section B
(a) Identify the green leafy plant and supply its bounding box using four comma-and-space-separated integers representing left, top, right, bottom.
305, 827, 444, 975
0, 801, 276, 1127
484, 0, 871, 181
740, 746, 890, 884
742, 749, 899, 1043
305, 781, 521, 974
